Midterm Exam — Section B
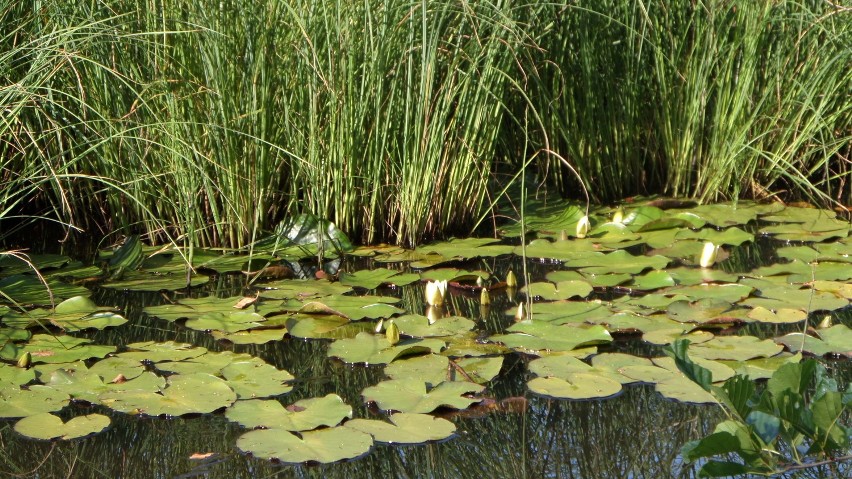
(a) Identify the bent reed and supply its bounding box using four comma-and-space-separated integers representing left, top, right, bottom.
2, 0, 849, 248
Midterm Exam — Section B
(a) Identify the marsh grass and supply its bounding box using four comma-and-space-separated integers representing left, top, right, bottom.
2, 0, 850, 251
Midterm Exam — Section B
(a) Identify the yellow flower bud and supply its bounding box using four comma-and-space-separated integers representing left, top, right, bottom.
576, 215, 591, 238
506, 271, 518, 288
699, 241, 719, 268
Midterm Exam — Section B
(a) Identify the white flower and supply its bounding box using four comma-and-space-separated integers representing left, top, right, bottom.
425, 280, 447, 306
699, 241, 719, 268
612, 207, 624, 224
576, 215, 591, 238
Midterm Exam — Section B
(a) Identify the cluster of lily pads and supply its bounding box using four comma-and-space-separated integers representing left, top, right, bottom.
0, 200, 849, 465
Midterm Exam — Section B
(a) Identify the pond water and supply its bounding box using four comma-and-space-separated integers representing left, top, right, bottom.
0, 201, 850, 478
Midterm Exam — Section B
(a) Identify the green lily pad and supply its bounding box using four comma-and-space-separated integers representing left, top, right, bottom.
1, 334, 115, 364
519, 238, 606, 261
666, 267, 740, 286
718, 353, 802, 380
775, 325, 851, 357
653, 356, 735, 383
0, 385, 69, 418
14, 412, 110, 440
236, 426, 372, 464
99, 373, 236, 416
258, 279, 353, 300
143, 297, 255, 323
417, 238, 513, 261
741, 286, 849, 312
759, 211, 849, 241
339, 268, 419, 289
344, 413, 456, 444
280, 295, 402, 321
153, 351, 255, 376
788, 262, 852, 283
500, 202, 586, 237
419, 269, 490, 283
655, 375, 718, 404
285, 315, 364, 340
666, 299, 740, 324
662, 284, 753, 303
745, 307, 807, 324
642, 329, 715, 346
689, 336, 784, 361
393, 315, 475, 338
362, 378, 484, 413
328, 332, 445, 365
118, 341, 207, 363
211, 327, 289, 345
563, 250, 670, 275
221, 360, 294, 399
0, 254, 71, 275
226, 394, 352, 431
690, 204, 760, 227
529, 355, 627, 385
629, 270, 676, 290
522, 300, 611, 324
522, 280, 593, 301
0, 275, 91, 306
185, 311, 266, 333
491, 322, 612, 353
0, 296, 127, 331
0, 363, 36, 386
385, 354, 449, 387
45, 368, 166, 403
528, 374, 622, 400
678, 227, 754, 247
455, 357, 504, 384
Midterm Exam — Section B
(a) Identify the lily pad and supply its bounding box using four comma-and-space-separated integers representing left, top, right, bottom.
746, 307, 807, 324
455, 357, 504, 384
491, 322, 612, 353
393, 315, 475, 338
527, 374, 622, 400
519, 238, 604, 261
221, 360, 294, 399
212, 326, 289, 345
775, 325, 852, 358
280, 295, 403, 321
226, 394, 352, 431
99, 373, 236, 416
385, 354, 450, 386
45, 368, 166, 403
118, 341, 207, 363
285, 315, 364, 340
689, 336, 784, 361
327, 332, 445, 365
185, 311, 266, 333
0, 385, 69, 418
102, 271, 209, 291
258, 279, 353, 300
666, 299, 741, 324
521, 280, 593, 301
563, 250, 670, 275
339, 268, 419, 289
417, 238, 513, 261
14, 412, 110, 440
1, 334, 115, 364
236, 426, 372, 464
0, 275, 90, 306
345, 413, 456, 444
362, 378, 484, 413
741, 286, 849, 312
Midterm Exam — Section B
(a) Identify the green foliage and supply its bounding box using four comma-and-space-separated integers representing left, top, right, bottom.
669, 339, 851, 477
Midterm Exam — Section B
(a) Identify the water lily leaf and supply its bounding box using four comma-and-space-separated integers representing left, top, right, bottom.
153, 351, 255, 376
118, 341, 207, 363
440, 338, 510, 358
362, 378, 483, 413
529, 355, 627, 384
662, 284, 753, 303
690, 204, 759, 227
524, 300, 611, 324
746, 307, 807, 324
0, 296, 127, 332
385, 354, 449, 386
528, 374, 622, 400
746, 260, 813, 280
642, 329, 714, 346
417, 238, 513, 261
185, 311, 266, 333
99, 373, 236, 416
690, 336, 784, 361
211, 327, 289, 345
637, 228, 681, 249
236, 426, 372, 464
0, 275, 91, 306
788, 262, 852, 283
577, 272, 633, 288
339, 268, 419, 289
285, 315, 368, 340
653, 356, 736, 383
226, 394, 352, 431
563, 250, 670, 275
345, 413, 456, 444
420, 269, 490, 283
718, 353, 801, 380
221, 360, 294, 399
143, 296, 256, 323
102, 269, 208, 291
0, 385, 69, 418
14, 412, 110, 440
760, 221, 848, 242
281, 295, 402, 321
45, 368, 165, 404
812, 281, 852, 299
1, 334, 115, 364
518, 238, 603, 261
629, 270, 675, 290
0, 254, 71, 275
522, 280, 592, 300
775, 325, 851, 358
678, 227, 754, 246
591, 352, 654, 372
492, 323, 612, 353
328, 332, 445, 365
666, 299, 739, 324
455, 357, 503, 384
742, 286, 848, 312
0, 363, 36, 386
87, 356, 147, 381
500, 202, 586, 237
393, 315, 475, 338
655, 375, 718, 404
621, 206, 665, 228
258, 279, 353, 300
666, 267, 739, 286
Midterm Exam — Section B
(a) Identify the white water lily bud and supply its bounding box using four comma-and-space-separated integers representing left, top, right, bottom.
559, 229, 569, 241
480, 288, 491, 306
515, 302, 525, 321
17, 352, 31, 369
576, 215, 591, 238
817, 315, 832, 329
385, 321, 400, 345
506, 270, 518, 288
425, 280, 447, 306
476, 276, 484, 288
699, 241, 719, 268
426, 306, 442, 324
375, 318, 384, 333
612, 207, 624, 224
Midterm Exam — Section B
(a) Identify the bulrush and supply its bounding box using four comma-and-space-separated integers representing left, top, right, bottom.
699, 241, 719, 268
425, 280, 448, 306
576, 215, 591, 238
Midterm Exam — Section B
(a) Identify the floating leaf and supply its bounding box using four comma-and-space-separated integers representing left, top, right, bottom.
393, 315, 475, 338
519, 238, 603, 261
746, 307, 807, 324
1, 334, 115, 364
527, 374, 622, 400
339, 268, 419, 289
99, 373, 236, 416
258, 279, 353, 300
211, 327, 289, 345
118, 341, 207, 363
280, 295, 402, 321
14, 413, 110, 440
226, 394, 352, 431
221, 360, 294, 399
775, 325, 851, 358
236, 426, 372, 464
285, 315, 364, 340
0, 275, 90, 306
328, 332, 445, 365
662, 284, 753, 303
185, 311, 266, 333
492, 322, 612, 353
362, 378, 483, 413
0, 385, 69, 418
690, 336, 784, 362
562, 250, 670, 275
0, 363, 36, 386
523, 300, 611, 324
45, 368, 165, 403
455, 357, 503, 384
385, 354, 449, 387
417, 238, 513, 261
102, 271, 209, 291
521, 280, 593, 300
718, 353, 802, 380
742, 286, 848, 313
666, 299, 741, 324
345, 413, 456, 444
